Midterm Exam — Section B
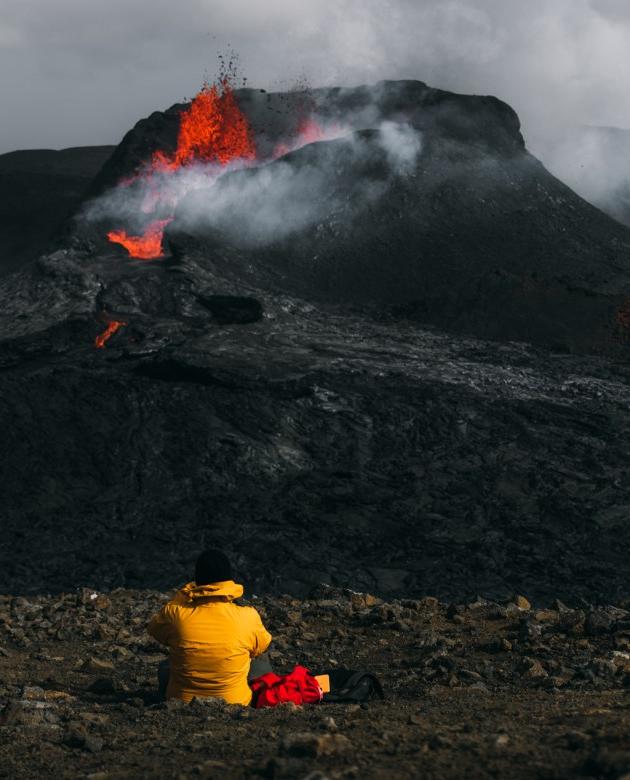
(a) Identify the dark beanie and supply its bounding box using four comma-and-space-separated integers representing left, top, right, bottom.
194, 549, 232, 585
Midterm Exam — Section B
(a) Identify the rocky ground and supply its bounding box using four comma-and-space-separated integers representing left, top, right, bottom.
2, 248, 630, 602
1, 585, 629, 779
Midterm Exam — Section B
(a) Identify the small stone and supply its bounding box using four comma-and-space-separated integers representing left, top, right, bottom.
22, 686, 45, 700
534, 609, 558, 623
43, 690, 73, 701
282, 732, 351, 758
163, 698, 186, 711
513, 595, 531, 611
521, 657, 548, 680
82, 657, 115, 674
78, 712, 110, 725
0, 701, 21, 726
88, 677, 116, 695
446, 604, 465, 620
585, 610, 613, 637
64, 725, 88, 748
84, 735, 104, 753
495, 734, 510, 747
458, 669, 483, 683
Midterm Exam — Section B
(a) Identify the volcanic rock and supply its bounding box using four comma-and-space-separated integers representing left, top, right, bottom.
196, 294, 264, 324
281, 732, 351, 758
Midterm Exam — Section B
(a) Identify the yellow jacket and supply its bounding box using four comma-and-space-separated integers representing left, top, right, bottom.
147, 580, 272, 705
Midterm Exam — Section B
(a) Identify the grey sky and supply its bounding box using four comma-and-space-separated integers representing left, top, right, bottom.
1, 0, 630, 155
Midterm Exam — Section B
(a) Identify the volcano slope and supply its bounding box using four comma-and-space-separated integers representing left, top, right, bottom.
1, 80, 630, 605
0, 146, 114, 277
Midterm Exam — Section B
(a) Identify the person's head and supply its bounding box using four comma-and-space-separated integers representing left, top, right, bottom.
194, 549, 233, 585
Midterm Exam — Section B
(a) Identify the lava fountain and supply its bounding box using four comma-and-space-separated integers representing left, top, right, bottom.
107, 78, 257, 259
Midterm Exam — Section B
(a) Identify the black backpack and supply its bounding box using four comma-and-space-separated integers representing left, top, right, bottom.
318, 669, 384, 704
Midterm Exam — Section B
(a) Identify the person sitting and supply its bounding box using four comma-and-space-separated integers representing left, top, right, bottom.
147, 549, 272, 704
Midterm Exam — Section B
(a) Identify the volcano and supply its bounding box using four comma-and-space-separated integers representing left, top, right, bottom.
1, 80, 630, 604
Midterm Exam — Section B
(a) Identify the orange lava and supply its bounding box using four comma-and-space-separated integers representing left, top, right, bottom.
107, 219, 172, 259
273, 117, 345, 158
94, 320, 127, 349
153, 79, 256, 170
107, 78, 256, 260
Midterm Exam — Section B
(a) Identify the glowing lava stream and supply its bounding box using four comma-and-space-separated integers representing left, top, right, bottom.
94, 320, 127, 349
107, 219, 172, 260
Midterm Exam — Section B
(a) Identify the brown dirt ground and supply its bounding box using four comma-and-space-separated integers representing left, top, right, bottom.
1, 587, 629, 779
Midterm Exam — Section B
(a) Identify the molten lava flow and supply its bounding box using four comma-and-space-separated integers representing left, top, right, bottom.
94, 320, 127, 349
107, 219, 172, 259
107, 78, 256, 260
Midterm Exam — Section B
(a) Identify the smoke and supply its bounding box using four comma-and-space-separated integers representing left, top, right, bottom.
379, 122, 423, 175
82, 121, 423, 249
538, 126, 630, 226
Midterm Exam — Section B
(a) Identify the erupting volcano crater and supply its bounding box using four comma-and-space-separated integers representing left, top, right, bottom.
100, 78, 347, 261
1, 78, 630, 604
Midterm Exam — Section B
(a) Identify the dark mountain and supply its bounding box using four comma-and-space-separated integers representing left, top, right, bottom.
1, 82, 629, 603
87, 80, 524, 196
0, 145, 114, 276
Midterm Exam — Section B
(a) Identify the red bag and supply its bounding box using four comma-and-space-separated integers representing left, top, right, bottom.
250, 665, 323, 708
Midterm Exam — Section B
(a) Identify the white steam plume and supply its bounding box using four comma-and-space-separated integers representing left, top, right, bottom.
82, 122, 423, 250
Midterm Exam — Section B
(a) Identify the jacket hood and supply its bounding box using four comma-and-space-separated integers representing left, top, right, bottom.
179, 580, 244, 603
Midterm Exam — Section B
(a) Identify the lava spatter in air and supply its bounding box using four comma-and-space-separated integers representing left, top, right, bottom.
107, 78, 257, 260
